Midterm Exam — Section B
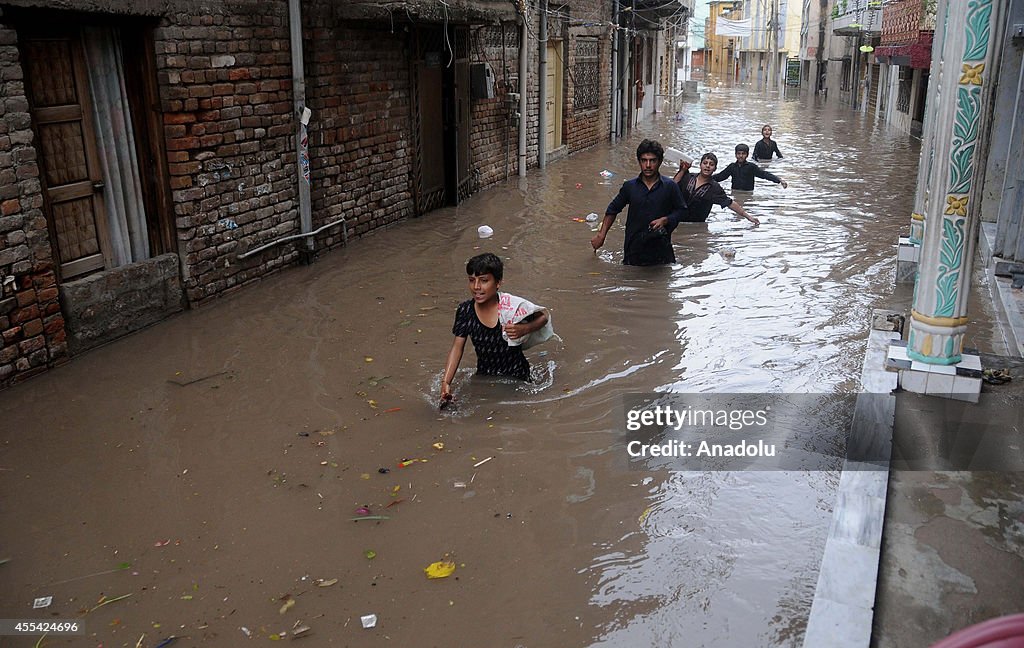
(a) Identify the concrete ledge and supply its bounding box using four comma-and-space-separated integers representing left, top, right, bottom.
803, 311, 899, 648
980, 222, 1024, 357
59, 253, 184, 354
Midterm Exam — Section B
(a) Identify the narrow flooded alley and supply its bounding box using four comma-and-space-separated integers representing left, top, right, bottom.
2, 88, 932, 647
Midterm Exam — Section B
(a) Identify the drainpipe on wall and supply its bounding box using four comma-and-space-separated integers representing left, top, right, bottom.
288, 0, 313, 254
611, 1, 620, 140
538, 0, 548, 169
851, 38, 860, 112
519, 7, 529, 177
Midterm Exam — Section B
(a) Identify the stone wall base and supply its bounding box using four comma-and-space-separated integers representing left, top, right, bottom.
59, 254, 184, 354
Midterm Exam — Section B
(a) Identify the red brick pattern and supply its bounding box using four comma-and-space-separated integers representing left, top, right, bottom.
0, 23, 68, 387
471, 24, 523, 187
154, 6, 298, 303
881, 0, 926, 46
303, 11, 415, 248
565, 25, 612, 154
0, 0, 616, 389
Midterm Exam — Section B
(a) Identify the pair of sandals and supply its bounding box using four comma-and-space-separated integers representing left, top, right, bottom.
982, 368, 1013, 385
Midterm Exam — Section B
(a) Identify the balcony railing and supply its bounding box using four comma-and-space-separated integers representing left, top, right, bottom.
832, 0, 882, 35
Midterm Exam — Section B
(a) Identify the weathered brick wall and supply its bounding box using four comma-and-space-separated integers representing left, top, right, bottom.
523, 15, 540, 170
540, 1, 613, 156
565, 24, 612, 153
0, 20, 66, 388
470, 24, 521, 187
303, 9, 415, 247
475, 14, 541, 175
155, 1, 298, 303
470, 3, 612, 179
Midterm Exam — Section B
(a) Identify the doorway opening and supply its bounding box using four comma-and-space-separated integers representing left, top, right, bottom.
412, 25, 471, 214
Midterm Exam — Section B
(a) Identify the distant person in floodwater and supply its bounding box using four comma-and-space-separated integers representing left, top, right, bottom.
713, 143, 788, 192
753, 125, 783, 162
673, 153, 759, 225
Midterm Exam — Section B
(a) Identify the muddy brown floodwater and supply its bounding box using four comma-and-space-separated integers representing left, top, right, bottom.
1, 88, 975, 647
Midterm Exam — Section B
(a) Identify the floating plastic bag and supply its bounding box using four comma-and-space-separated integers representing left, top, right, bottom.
585, 212, 599, 222
478, 225, 494, 238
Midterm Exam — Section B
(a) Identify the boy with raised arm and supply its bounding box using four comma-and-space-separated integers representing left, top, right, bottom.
713, 143, 788, 192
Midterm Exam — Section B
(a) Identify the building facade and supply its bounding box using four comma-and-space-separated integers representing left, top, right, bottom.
0, 0, 620, 387
873, 0, 935, 135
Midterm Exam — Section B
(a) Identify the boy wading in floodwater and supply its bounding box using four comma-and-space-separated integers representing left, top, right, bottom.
440, 254, 550, 405
673, 152, 760, 225
753, 124, 783, 162
713, 143, 789, 192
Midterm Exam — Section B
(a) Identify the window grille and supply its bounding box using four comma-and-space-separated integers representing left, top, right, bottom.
896, 71, 912, 113
573, 36, 599, 110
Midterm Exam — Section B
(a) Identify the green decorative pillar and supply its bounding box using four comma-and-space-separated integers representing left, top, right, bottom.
907, 0, 1002, 364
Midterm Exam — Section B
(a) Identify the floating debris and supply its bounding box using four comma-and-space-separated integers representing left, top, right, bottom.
424, 560, 456, 579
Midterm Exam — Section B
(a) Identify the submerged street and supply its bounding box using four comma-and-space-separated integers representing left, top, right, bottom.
0, 88, 1007, 646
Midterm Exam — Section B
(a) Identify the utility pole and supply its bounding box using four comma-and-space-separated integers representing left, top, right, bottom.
769, 0, 779, 90
538, 0, 547, 168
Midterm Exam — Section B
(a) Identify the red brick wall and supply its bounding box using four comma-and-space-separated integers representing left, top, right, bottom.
303, 12, 415, 246
0, 21, 67, 387
880, 0, 925, 46
470, 24, 521, 187
154, 3, 298, 303
565, 26, 612, 154
469, 1, 613, 176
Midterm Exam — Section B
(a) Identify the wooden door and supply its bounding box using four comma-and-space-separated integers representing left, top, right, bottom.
22, 31, 111, 279
545, 41, 563, 151
416, 60, 446, 212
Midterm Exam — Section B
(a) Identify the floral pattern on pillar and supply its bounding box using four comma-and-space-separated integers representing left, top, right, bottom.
908, 0, 995, 365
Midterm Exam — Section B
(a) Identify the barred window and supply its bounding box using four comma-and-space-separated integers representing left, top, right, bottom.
573, 36, 599, 110
896, 70, 912, 113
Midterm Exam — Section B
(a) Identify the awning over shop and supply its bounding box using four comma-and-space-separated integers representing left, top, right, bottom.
874, 31, 933, 68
